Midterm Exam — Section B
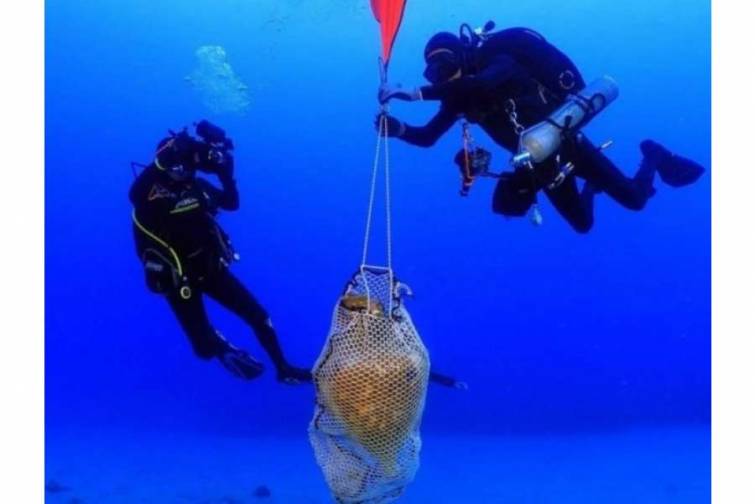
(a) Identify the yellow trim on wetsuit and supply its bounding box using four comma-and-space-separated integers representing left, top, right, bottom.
169, 202, 200, 214
425, 48, 455, 59
131, 210, 184, 276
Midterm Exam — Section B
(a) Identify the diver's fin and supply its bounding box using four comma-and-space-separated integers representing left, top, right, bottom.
219, 348, 265, 380
215, 331, 264, 380
276, 364, 313, 385
640, 140, 705, 188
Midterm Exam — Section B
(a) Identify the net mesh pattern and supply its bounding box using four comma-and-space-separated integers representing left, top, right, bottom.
309, 269, 430, 504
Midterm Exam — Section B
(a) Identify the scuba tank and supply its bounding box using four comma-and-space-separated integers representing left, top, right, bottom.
513, 76, 619, 167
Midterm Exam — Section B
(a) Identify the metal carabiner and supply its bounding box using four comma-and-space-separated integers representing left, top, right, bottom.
547, 161, 576, 191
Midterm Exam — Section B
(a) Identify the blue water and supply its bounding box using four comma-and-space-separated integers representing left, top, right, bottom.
46, 0, 710, 502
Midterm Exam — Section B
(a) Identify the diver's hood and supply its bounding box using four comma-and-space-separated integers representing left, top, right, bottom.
154, 133, 200, 182
424, 32, 464, 61
155, 137, 183, 169
423, 32, 465, 84
155, 132, 201, 170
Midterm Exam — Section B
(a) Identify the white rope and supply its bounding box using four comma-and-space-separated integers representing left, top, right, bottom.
360, 59, 395, 313
361, 116, 385, 267
382, 115, 394, 314
383, 116, 393, 273
360, 114, 395, 315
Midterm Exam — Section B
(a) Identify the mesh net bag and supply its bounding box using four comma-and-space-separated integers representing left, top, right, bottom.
309, 268, 430, 504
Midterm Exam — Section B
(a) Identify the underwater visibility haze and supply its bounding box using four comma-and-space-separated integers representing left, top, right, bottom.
46, 0, 710, 502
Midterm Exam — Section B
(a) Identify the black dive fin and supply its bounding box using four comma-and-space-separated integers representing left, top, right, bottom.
640, 140, 705, 188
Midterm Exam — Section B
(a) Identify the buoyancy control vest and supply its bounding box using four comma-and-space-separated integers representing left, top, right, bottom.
475, 27, 586, 100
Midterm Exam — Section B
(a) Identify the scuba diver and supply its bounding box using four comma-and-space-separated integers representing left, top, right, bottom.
377, 25, 705, 232
129, 121, 312, 384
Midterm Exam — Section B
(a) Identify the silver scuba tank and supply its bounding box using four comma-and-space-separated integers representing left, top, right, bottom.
513, 76, 619, 166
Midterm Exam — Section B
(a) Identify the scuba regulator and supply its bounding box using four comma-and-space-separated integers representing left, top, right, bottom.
459, 20, 497, 48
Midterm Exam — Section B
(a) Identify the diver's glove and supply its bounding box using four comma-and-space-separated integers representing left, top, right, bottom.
374, 114, 406, 138
276, 363, 313, 386
214, 152, 235, 183
197, 142, 234, 179
378, 83, 423, 104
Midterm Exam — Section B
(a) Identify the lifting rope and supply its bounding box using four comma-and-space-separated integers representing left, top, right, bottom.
361, 116, 392, 272
360, 63, 394, 314
359, 0, 407, 291
309, 5, 429, 503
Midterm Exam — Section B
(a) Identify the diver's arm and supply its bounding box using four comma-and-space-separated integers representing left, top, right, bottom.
215, 157, 240, 210
196, 176, 239, 212
398, 106, 457, 147
195, 156, 240, 211
420, 55, 524, 101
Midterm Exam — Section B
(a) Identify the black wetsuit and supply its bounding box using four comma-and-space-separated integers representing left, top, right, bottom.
401, 29, 655, 232
129, 164, 291, 371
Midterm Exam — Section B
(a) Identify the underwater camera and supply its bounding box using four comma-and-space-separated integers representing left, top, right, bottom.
195, 120, 234, 151
194, 120, 234, 168
454, 146, 493, 196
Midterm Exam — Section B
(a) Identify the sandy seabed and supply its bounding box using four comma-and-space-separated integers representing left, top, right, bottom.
45, 425, 709, 503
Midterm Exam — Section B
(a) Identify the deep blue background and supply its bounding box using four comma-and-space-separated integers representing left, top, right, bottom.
46, 0, 710, 438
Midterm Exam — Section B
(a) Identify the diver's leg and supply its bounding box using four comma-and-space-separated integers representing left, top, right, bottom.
570, 137, 655, 211
165, 292, 223, 359
166, 291, 263, 380
543, 175, 594, 233
204, 269, 311, 384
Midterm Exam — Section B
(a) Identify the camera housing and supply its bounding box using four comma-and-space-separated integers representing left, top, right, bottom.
195, 120, 234, 151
